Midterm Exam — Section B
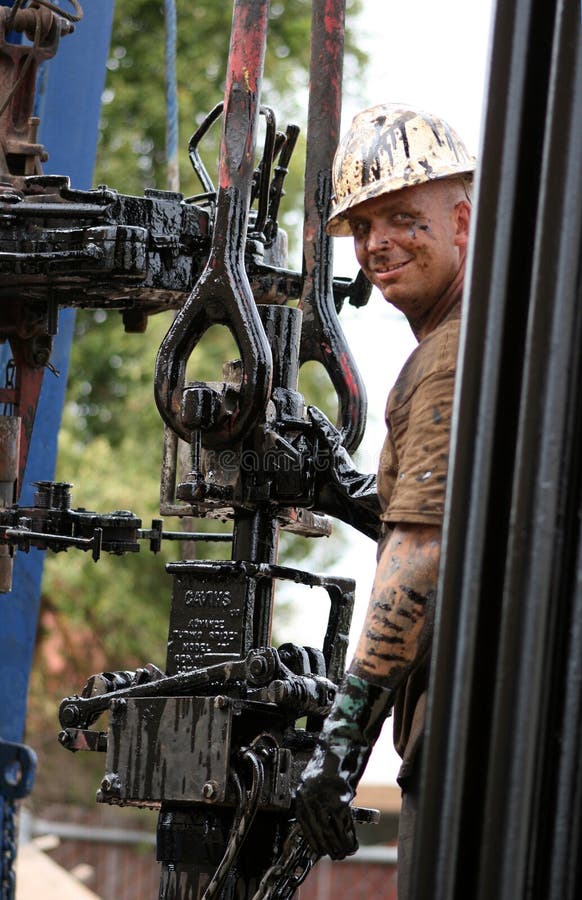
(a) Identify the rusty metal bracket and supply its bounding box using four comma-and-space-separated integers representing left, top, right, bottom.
0, 2, 79, 179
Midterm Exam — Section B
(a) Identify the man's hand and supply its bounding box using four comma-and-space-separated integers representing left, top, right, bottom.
308, 406, 381, 540
295, 673, 394, 859
295, 758, 358, 860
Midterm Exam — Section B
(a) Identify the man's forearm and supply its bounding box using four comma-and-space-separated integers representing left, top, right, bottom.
350, 523, 441, 689
295, 522, 441, 860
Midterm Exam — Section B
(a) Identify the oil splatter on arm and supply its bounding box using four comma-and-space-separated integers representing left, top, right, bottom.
349, 523, 440, 689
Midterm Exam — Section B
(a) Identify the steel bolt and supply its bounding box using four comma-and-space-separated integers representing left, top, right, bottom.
31, 340, 52, 368
249, 656, 267, 679
60, 704, 79, 727
201, 780, 218, 802
181, 384, 222, 430
215, 695, 229, 710
100, 773, 121, 797
58, 730, 72, 748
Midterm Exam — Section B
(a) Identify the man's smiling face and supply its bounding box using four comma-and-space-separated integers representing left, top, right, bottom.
347, 180, 470, 330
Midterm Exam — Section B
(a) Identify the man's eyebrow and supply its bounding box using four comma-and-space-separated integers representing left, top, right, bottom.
393, 203, 424, 216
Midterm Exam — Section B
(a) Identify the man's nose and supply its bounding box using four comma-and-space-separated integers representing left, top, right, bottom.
366, 222, 393, 253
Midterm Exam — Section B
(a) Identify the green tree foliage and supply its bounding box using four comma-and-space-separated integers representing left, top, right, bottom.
32, 1, 367, 788
96, 0, 365, 198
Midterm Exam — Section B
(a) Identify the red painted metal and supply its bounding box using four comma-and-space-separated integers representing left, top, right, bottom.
299, 0, 368, 454
218, 0, 269, 190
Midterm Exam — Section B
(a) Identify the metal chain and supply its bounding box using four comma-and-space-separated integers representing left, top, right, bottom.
251, 822, 318, 900
202, 750, 265, 900
1, 798, 17, 900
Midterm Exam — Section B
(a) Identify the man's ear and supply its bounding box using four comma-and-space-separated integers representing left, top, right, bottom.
453, 200, 471, 248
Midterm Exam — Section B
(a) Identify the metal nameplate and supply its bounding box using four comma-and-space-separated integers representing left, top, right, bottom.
166, 570, 250, 673
101, 696, 232, 805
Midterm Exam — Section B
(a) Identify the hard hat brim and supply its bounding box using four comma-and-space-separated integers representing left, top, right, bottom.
326, 165, 476, 237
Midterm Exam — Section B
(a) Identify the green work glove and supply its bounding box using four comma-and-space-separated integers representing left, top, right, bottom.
295, 672, 394, 860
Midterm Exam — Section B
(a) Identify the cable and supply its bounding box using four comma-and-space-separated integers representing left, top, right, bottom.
201, 749, 265, 899
6, 0, 83, 29
164, 0, 179, 192
33, 0, 83, 23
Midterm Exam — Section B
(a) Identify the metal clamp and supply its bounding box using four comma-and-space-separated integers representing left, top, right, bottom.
0, 739, 36, 802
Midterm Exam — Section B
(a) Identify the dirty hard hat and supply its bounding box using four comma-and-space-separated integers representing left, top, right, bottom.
327, 103, 476, 236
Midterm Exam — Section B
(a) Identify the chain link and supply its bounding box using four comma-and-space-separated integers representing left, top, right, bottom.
1, 798, 17, 900
251, 822, 317, 899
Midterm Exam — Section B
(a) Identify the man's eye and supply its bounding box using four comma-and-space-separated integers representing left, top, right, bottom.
393, 212, 413, 223
352, 222, 369, 237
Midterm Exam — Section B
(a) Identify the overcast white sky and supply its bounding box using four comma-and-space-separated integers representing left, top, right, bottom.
284, 0, 496, 785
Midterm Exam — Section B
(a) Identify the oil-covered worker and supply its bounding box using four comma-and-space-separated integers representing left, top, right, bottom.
295, 103, 475, 896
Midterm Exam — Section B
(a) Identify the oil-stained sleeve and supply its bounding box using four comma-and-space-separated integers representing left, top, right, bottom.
381, 369, 455, 525
376, 305, 460, 527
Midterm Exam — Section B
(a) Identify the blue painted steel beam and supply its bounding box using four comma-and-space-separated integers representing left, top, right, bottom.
0, 1, 114, 746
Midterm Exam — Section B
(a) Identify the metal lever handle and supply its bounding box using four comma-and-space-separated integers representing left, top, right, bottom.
188, 101, 281, 239
155, 0, 273, 448
58, 647, 280, 730
299, 0, 367, 455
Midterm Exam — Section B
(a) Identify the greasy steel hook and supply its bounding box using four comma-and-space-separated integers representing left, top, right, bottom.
155, 0, 273, 448
299, 0, 367, 455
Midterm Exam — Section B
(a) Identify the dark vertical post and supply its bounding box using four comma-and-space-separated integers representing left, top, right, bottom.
413, 1, 582, 898
231, 304, 303, 648
157, 3, 273, 895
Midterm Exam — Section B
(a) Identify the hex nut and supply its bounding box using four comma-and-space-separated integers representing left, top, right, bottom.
57, 730, 72, 748
201, 780, 218, 801
249, 656, 267, 678
181, 385, 222, 429
100, 773, 121, 797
